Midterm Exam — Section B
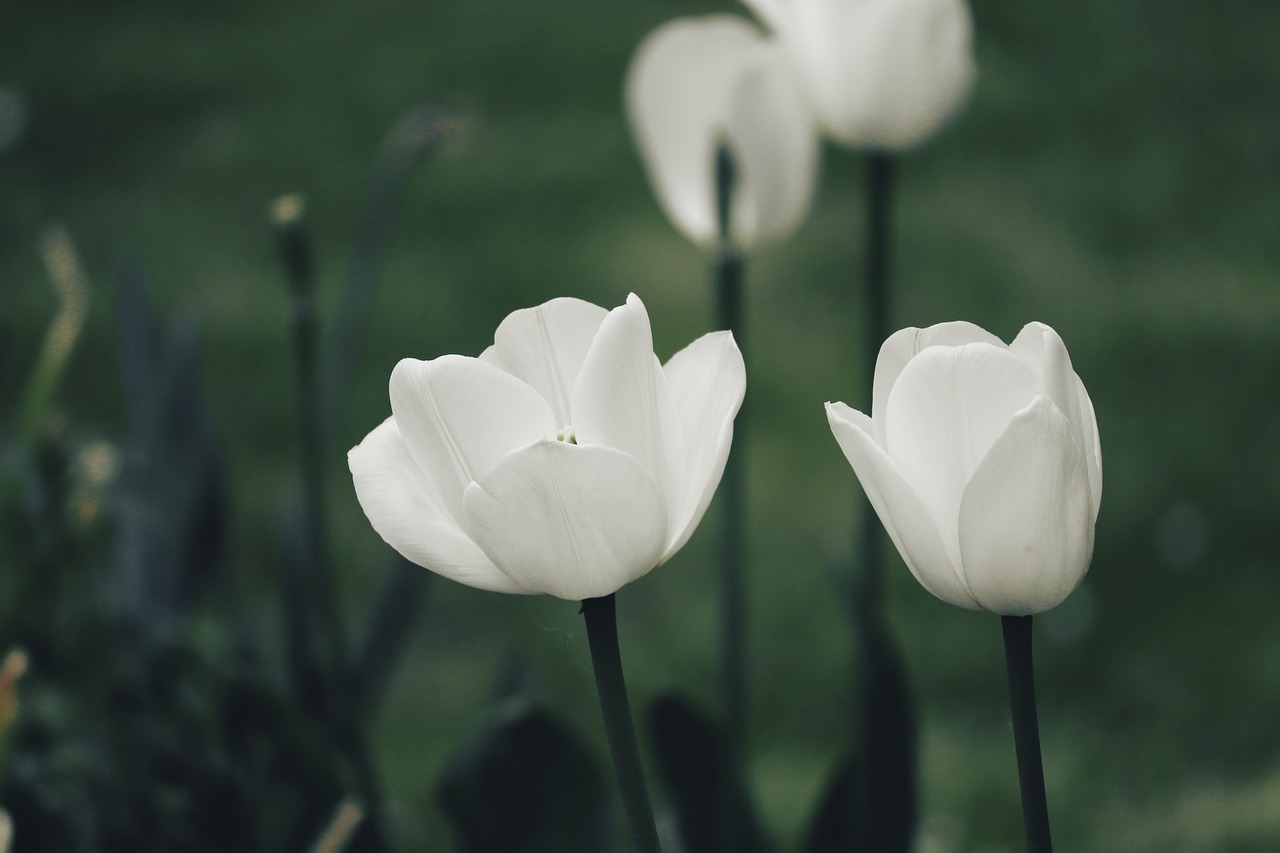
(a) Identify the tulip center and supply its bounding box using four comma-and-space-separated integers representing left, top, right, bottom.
556, 426, 578, 445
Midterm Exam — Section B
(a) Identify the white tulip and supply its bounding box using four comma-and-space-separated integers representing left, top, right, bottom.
826, 321, 1101, 614
744, 0, 976, 150
349, 294, 745, 601
625, 15, 820, 249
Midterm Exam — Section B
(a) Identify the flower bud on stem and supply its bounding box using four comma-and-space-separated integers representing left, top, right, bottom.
582, 594, 662, 853
1001, 614, 1054, 853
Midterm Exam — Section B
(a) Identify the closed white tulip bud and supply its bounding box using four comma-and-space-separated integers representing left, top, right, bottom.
349, 294, 746, 601
625, 15, 820, 249
744, 0, 976, 150
826, 321, 1101, 614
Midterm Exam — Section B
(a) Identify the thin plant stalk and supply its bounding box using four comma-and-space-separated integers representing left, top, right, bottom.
21, 225, 89, 445
273, 197, 388, 847
321, 107, 459, 433
852, 151, 917, 852
1001, 615, 1054, 853
859, 151, 895, 602
271, 196, 347, 688
714, 143, 747, 769
582, 594, 661, 853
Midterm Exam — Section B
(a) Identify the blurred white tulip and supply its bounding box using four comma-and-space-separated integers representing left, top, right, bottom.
827, 321, 1101, 614
744, 0, 976, 150
349, 294, 745, 601
625, 15, 820, 249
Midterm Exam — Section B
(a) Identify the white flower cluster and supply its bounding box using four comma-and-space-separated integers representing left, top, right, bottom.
626, 0, 977, 248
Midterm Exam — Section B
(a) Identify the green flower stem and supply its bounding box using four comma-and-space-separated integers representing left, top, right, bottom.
715, 245, 748, 853
274, 196, 387, 846
852, 153, 899, 847
716, 245, 746, 759
715, 143, 748, 767
272, 197, 347, 686
582, 594, 662, 853
1001, 615, 1054, 853
321, 107, 458, 432
859, 151, 895, 601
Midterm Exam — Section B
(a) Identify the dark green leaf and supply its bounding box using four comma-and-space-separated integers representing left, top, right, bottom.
648, 692, 772, 853
804, 626, 917, 853
439, 703, 614, 853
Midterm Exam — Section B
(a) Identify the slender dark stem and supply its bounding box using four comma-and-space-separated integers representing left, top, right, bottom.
714, 143, 748, 770
322, 107, 457, 434
859, 151, 895, 602
715, 245, 748, 853
714, 144, 749, 853
848, 151, 914, 852
274, 200, 387, 846
272, 197, 347, 687
715, 253, 746, 763
582, 595, 661, 853
852, 151, 896, 840
1002, 615, 1054, 853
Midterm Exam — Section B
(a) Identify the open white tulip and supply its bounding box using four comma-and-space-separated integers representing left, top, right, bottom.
625, 15, 819, 249
349, 294, 746, 601
743, 0, 976, 150
826, 321, 1101, 615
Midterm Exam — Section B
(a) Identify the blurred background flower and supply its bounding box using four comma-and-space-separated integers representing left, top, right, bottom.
2, 0, 1279, 850
742, 0, 976, 150
626, 15, 819, 249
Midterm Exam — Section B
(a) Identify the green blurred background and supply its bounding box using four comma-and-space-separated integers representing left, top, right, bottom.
3, 0, 1280, 849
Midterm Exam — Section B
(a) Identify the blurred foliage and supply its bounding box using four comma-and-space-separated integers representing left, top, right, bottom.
2, 0, 1280, 850
648, 692, 773, 853
0, 256, 376, 850
439, 700, 615, 853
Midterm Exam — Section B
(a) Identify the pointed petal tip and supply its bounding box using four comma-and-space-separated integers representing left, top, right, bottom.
825, 404, 975, 608
661, 329, 747, 555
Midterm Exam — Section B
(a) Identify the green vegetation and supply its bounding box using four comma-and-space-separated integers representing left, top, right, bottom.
3, 0, 1279, 849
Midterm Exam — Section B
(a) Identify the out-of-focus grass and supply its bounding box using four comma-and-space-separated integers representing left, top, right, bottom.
4, 0, 1280, 849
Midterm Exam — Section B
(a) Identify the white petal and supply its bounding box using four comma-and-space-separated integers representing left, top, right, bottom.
1008, 323, 1083, 439
572, 294, 685, 536
1075, 374, 1103, 522
478, 297, 609, 427
722, 48, 820, 248
826, 402, 978, 609
789, 0, 976, 150
884, 343, 1037, 574
348, 417, 530, 594
662, 330, 746, 556
1009, 322, 1102, 520
958, 396, 1095, 615
741, 0, 785, 33
871, 321, 1004, 444
389, 355, 556, 524
463, 442, 668, 601
625, 15, 775, 246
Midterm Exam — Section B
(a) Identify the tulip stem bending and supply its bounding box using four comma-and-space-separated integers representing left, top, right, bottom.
1001, 615, 1054, 853
582, 594, 662, 853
